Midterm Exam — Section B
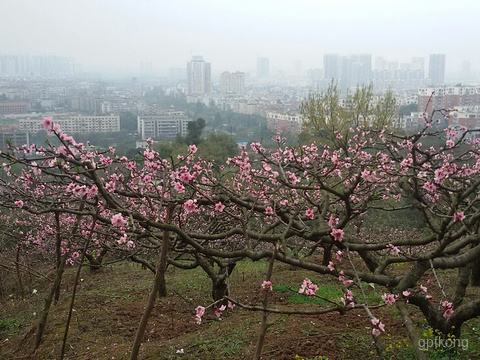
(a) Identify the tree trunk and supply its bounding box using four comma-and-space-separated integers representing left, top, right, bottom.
60, 213, 99, 360
453, 265, 471, 308
15, 245, 24, 298
471, 258, 480, 286
254, 244, 277, 360
54, 212, 62, 303
85, 248, 108, 272
396, 302, 427, 360
212, 279, 228, 303
158, 275, 167, 297
321, 242, 333, 266
130, 206, 172, 360
211, 262, 236, 304
35, 253, 67, 349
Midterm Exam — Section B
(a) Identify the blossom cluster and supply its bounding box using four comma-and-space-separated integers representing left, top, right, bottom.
442, 301, 454, 318
297, 278, 318, 296
195, 301, 235, 324
260, 280, 273, 292
371, 317, 386, 337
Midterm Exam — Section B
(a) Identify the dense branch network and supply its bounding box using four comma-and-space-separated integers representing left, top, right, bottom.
2, 114, 480, 339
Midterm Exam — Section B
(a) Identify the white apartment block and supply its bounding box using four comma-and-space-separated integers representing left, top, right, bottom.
266, 112, 304, 134
418, 86, 480, 97
187, 56, 211, 96
220, 72, 245, 95
137, 111, 192, 140
19, 115, 120, 134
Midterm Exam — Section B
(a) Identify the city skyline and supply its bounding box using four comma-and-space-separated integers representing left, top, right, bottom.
1, 0, 479, 78
0, 52, 450, 92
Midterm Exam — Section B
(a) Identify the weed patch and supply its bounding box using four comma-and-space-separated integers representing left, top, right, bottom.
273, 283, 343, 305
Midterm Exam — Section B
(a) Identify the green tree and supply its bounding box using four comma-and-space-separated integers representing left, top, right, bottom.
120, 112, 137, 131
300, 82, 397, 151
153, 140, 188, 159
197, 132, 239, 163
213, 112, 223, 126
398, 103, 417, 116
186, 118, 206, 145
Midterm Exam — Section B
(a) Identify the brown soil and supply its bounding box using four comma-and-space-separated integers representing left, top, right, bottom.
0, 261, 422, 360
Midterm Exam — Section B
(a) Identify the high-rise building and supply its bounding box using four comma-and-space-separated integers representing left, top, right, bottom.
339, 55, 371, 89
374, 57, 387, 71
187, 56, 211, 96
411, 57, 425, 72
428, 54, 446, 85
0, 54, 75, 76
462, 60, 471, 80
257, 57, 269, 79
220, 71, 245, 94
323, 54, 341, 80
409, 57, 425, 81
324, 54, 371, 89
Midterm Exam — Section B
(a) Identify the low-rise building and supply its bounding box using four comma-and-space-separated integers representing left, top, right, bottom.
19, 114, 120, 134
0, 131, 29, 151
0, 102, 28, 114
137, 110, 192, 140
266, 112, 304, 135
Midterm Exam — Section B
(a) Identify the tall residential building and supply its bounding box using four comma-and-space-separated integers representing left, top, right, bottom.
0, 54, 75, 76
411, 57, 425, 80
220, 71, 245, 94
340, 54, 372, 89
257, 57, 269, 79
462, 60, 472, 79
428, 54, 446, 85
352, 54, 372, 86
374, 57, 387, 71
411, 57, 425, 72
324, 54, 371, 89
187, 56, 211, 96
323, 54, 341, 80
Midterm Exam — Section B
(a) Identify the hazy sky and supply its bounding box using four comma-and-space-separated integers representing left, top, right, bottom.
1, 0, 479, 76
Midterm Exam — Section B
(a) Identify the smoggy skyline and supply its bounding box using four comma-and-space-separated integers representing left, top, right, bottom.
1, 0, 479, 77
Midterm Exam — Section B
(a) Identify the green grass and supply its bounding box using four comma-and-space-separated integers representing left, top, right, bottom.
273, 283, 344, 305
380, 321, 480, 360
5, 258, 480, 360
0, 317, 22, 336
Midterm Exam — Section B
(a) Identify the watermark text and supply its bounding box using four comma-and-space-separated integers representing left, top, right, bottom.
418, 337, 468, 351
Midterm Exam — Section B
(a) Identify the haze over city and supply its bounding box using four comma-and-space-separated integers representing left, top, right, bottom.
1, 0, 479, 78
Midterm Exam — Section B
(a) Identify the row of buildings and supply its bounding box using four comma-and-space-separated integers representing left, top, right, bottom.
186, 56, 264, 99
0, 109, 191, 152
13, 85, 480, 143
0, 76, 148, 115
15, 109, 196, 141
186, 54, 447, 102
14, 109, 193, 141
417, 85, 480, 113
0, 54, 76, 76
